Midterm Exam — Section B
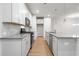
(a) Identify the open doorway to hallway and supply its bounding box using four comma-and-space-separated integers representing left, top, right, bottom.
36, 17, 44, 37
37, 24, 44, 36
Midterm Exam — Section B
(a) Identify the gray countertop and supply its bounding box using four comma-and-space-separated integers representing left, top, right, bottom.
0, 33, 30, 39
48, 32, 79, 39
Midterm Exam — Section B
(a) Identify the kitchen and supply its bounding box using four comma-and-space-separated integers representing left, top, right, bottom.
0, 3, 34, 56
0, 3, 51, 56
1, 3, 79, 56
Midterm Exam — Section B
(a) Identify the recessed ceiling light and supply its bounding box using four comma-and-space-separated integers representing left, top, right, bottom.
36, 10, 39, 14
48, 14, 50, 17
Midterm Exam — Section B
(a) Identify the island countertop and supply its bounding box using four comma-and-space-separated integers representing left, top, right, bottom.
48, 32, 79, 39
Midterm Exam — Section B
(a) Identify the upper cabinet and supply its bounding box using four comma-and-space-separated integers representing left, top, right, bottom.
12, 3, 32, 25
1, 3, 32, 26
1, 3, 12, 22
17, 3, 26, 25
12, 3, 20, 24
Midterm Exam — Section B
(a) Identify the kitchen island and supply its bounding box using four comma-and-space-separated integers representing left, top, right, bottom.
45, 32, 79, 56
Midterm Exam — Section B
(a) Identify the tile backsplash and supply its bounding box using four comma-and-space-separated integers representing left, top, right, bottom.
1, 23, 21, 37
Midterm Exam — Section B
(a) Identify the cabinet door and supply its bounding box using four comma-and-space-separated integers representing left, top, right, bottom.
12, 3, 19, 23
18, 4, 26, 25
0, 4, 3, 20
22, 35, 31, 56
2, 39, 21, 56
26, 34, 31, 54
53, 37, 58, 56
2, 3, 11, 22
27, 34, 31, 48
0, 40, 1, 56
22, 38, 27, 56
25, 39, 30, 55
58, 39, 76, 56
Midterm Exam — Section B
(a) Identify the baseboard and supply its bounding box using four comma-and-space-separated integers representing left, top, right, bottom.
26, 47, 32, 56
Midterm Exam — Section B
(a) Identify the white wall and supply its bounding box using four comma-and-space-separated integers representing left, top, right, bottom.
53, 17, 76, 37
31, 16, 37, 40
44, 17, 51, 38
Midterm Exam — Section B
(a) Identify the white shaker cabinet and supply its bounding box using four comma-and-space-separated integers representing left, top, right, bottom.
22, 34, 30, 56
12, 3, 20, 23
1, 34, 31, 56
52, 37, 77, 56
22, 38, 27, 56
1, 3, 31, 25
18, 4, 26, 25
12, 3, 28, 25
0, 40, 2, 56
25, 34, 31, 55
52, 36, 58, 56
0, 4, 3, 19
58, 38, 76, 56
1, 3, 12, 22
2, 39, 22, 56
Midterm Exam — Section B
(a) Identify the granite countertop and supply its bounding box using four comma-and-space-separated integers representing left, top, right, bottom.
49, 32, 79, 39
0, 33, 28, 39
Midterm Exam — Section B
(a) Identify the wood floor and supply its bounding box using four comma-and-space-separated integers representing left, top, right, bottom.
28, 36, 53, 56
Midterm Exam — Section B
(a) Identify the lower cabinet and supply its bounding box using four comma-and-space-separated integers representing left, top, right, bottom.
22, 35, 30, 56
1, 34, 30, 56
52, 36, 58, 56
58, 38, 76, 56
22, 38, 27, 56
52, 37, 77, 56
1, 39, 22, 56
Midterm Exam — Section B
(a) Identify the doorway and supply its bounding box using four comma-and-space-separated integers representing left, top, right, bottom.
37, 24, 44, 36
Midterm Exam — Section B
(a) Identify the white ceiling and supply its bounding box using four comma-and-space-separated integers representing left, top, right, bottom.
26, 3, 79, 17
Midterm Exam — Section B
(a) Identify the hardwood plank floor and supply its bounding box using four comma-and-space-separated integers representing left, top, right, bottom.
28, 36, 53, 56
